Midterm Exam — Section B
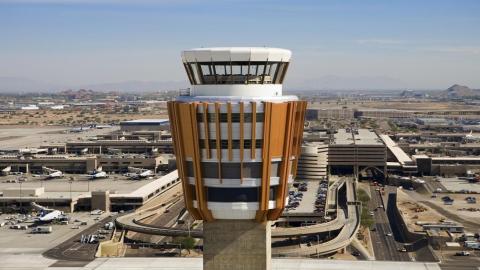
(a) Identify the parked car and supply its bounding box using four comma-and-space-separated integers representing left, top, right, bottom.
455, 251, 470, 256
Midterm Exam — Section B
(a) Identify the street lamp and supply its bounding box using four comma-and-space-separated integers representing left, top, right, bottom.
69, 180, 73, 199
19, 181, 22, 209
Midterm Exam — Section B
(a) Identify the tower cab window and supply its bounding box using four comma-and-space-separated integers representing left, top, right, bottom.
184, 61, 289, 85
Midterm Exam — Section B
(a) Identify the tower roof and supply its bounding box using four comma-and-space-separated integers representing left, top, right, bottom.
182, 47, 291, 63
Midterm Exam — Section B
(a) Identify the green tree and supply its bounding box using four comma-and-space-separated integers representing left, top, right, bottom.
357, 189, 374, 228
174, 236, 196, 255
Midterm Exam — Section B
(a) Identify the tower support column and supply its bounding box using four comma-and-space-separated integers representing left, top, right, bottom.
203, 220, 272, 270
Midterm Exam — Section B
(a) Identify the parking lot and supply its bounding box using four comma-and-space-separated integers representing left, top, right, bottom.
438, 177, 480, 193
428, 193, 480, 223
403, 188, 480, 233
286, 179, 328, 215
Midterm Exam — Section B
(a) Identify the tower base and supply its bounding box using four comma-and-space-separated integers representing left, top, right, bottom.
203, 220, 271, 270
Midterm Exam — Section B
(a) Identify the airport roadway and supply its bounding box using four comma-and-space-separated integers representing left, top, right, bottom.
116, 177, 362, 258
117, 180, 350, 240
271, 179, 361, 257
115, 177, 367, 258
272, 208, 345, 237
115, 193, 202, 239
369, 185, 410, 261
43, 216, 114, 265
125, 198, 188, 243
439, 251, 480, 270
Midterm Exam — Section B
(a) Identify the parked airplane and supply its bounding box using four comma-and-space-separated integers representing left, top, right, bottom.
42, 167, 64, 180
1, 166, 11, 176
465, 131, 480, 142
124, 167, 154, 180
30, 202, 67, 223
91, 171, 108, 179
95, 125, 113, 129
107, 148, 122, 155
87, 167, 108, 180
70, 126, 91, 133
19, 148, 48, 155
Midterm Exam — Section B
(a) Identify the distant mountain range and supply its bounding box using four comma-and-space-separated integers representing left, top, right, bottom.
0, 76, 479, 94
0, 77, 188, 93
79, 80, 188, 92
284, 75, 410, 91
438, 84, 480, 97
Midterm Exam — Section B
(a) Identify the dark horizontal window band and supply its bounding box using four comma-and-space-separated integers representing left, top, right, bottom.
183, 61, 288, 85
188, 184, 196, 200
197, 113, 264, 123
186, 161, 281, 179
200, 186, 278, 203
199, 139, 262, 149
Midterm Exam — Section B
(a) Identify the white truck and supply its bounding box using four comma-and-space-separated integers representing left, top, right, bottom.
31, 226, 52, 234
104, 222, 114, 230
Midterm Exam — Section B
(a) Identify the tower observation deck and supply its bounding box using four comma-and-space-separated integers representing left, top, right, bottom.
167, 47, 307, 270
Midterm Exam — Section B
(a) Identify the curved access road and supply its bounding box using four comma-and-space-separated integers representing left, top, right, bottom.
115, 177, 359, 257
272, 179, 360, 257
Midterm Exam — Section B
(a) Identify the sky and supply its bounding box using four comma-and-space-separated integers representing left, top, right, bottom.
1, 0, 480, 91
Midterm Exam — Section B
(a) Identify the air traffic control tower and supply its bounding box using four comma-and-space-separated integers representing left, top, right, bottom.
168, 47, 306, 270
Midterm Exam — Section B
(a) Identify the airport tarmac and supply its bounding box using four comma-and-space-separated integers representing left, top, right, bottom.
0, 125, 117, 151
0, 212, 109, 252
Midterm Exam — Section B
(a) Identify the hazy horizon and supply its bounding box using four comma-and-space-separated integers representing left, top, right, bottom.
1, 0, 480, 92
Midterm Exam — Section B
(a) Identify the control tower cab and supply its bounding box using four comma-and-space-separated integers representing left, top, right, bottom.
181, 47, 291, 97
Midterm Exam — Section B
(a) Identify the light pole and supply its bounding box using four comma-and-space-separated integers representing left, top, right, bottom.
19, 181, 22, 209
69, 180, 73, 199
